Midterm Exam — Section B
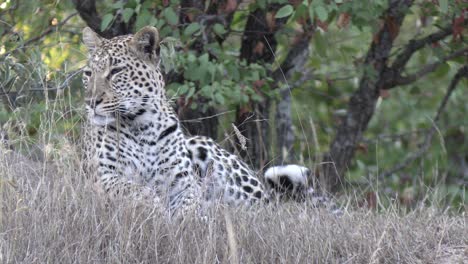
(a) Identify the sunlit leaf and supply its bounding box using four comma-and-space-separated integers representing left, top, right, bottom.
164, 7, 178, 25
122, 8, 134, 23
135, 9, 151, 30
111, 2, 125, 9
213, 23, 227, 36
184, 23, 201, 36
275, 5, 294, 18
315, 5, 328, 21
101, 14, 114, 31
214, 93, 225, 105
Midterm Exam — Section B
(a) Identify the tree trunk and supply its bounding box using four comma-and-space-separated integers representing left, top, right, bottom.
275, 87, 294, 162
235, 7, 284, 169
177, 98, 219, 137
321, 0, 413, 192
273, 34, 312, 163
235, 8, 270, 168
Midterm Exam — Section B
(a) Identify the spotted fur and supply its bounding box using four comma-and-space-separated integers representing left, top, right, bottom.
185, 136, 266, 206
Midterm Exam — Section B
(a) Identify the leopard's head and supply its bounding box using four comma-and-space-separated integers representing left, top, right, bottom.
82, 26, 165, 126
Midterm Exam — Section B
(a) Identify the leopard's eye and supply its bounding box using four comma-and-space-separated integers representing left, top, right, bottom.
84, 70, 92, 77
110, 67, 124, 76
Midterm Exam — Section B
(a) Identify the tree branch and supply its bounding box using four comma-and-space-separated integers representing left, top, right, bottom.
272, 27, 314, 83
379, 65, 468, 179
72, 0, 128, 38
392, 22, 464, 70
385, 47, 468, 88
381, 17, 468, 88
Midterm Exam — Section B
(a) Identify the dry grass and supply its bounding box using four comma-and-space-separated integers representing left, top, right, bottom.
0, 146, 466, 264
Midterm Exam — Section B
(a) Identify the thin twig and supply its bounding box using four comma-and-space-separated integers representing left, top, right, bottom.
362, 129, 430, 144
379, 65, 468, 179
29, 69, 83, 92
0, 68, 83, 96
0, 13, 78, 60
181, 110, 235, 123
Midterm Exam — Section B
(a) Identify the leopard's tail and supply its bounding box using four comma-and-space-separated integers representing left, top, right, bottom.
263, 165, 310, 201
263, 164, 342, 214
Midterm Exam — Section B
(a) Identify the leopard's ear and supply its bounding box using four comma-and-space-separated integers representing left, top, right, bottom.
130, 26, 160, 61
82, 27, 102, 52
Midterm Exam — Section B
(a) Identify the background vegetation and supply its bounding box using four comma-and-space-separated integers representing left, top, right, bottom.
0, 0, 467, 211
0, 1, 467, 262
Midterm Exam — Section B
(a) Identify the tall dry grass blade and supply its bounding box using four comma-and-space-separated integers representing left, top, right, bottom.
224, 211, 239, 264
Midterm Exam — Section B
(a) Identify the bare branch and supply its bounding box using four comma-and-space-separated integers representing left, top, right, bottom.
379, 65, 468, 179
381, 17, 468, 88
384, 47, 468, 88
392, 20, 466, 70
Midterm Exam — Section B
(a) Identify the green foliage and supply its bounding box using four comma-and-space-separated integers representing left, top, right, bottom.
164, 51, 272, 112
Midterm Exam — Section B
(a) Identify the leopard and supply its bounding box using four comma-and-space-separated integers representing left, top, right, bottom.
81, 26, 326, 216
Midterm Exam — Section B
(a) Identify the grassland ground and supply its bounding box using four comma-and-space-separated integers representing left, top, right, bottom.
0, 145, 466, 263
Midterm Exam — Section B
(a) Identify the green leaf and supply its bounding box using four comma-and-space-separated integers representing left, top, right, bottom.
226, 63, 240, 81
187, 85, 196, 98
313, 31, 327, 58
101, 14, 114, 32
275, 5, 294, 18
434, 62, 450, 78
214, 93, 225, 105
213, 23, 227, 36
164, 7, 178, 25
257, 0, 267, 9
199, 53, 209, 63
200, 85, 212, 97
127, 0, 139, 9
135, 9, 151, 31
111, 2, 125, 9
122, 8, 134, 23
149, 17, 158, 27
439, 0, 448, 13
315, 5, 328, 21
184, 23, 201, 36
410, 86, 421, 95
179, 84, 189, 94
